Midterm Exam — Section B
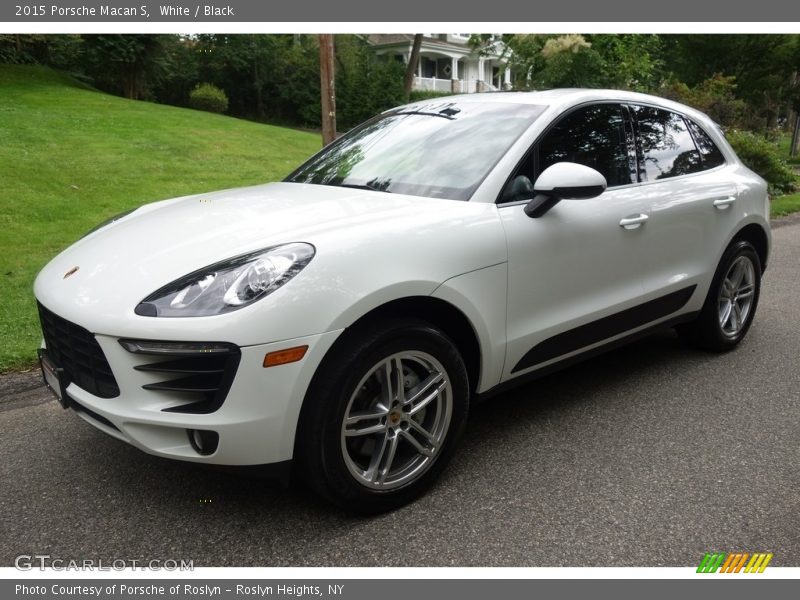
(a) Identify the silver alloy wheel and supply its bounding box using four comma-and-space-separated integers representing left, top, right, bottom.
340, 351, 453, 490
718, 255, 756, 338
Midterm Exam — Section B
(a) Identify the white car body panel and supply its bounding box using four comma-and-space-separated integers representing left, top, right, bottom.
431, 263, 509, 391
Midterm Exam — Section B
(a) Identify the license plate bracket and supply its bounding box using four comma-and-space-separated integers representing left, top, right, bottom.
38, 349, 70, 409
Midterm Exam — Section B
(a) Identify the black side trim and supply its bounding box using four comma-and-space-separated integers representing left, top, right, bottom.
477, 311, 699, 403
511, 285, 697, 374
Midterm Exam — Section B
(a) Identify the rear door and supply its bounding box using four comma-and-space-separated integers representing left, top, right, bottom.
629, 105, 738, 305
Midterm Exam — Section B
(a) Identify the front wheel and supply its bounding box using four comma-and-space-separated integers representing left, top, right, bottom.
677, 240, 762, 352
295, 319, 469, 514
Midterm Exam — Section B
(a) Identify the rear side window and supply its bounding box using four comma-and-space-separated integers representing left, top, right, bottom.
633, 106, 703, 180
686, 120, 726, 169
536, 103, 634, 188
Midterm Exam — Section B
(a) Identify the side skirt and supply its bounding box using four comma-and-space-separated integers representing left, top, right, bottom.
511, 285, 696, 374
474, 311, 699, 403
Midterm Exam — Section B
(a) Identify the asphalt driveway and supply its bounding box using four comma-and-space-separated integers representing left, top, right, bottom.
1, 221, 798, 567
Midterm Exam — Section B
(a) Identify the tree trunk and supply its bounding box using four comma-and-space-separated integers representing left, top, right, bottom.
403, 34, 423, 102
319, 34, 337, 147
791, 115, 800, 158
252, 38, 264, 119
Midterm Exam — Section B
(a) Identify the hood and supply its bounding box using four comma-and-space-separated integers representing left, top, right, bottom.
34, 182, 493, 324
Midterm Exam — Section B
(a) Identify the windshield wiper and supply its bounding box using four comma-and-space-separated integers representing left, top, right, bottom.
335, 179, 392, 193
394, 110, 456, 120
337, 183, 380, 191
395, 104, 461, 120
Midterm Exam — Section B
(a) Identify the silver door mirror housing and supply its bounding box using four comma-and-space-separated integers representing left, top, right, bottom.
525, 162, 607, 218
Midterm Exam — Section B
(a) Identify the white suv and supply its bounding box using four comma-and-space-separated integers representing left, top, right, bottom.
34, 90, 770, 512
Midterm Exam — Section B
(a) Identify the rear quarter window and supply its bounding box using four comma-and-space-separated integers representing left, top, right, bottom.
633, 106, 703, 181
686, 120, 726, 169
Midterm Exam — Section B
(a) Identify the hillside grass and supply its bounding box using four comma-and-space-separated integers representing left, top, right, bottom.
0, 65, 320, 371
777, 132, 800, 165
771, 192, 800, 217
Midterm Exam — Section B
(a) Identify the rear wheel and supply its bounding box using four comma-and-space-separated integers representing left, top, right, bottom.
677, 240, 761, 351
295, 319, 469, 513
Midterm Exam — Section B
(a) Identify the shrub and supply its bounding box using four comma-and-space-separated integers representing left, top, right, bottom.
189, 83, 228, 114
658, 75, 748, 128
726, 129, 797, 194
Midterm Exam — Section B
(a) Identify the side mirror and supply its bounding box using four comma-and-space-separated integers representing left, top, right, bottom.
524, 162, 607, 218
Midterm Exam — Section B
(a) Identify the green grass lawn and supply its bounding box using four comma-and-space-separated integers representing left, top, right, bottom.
777, 132, 800, 165
0, 65, 320, 371
771, 192, 800, 217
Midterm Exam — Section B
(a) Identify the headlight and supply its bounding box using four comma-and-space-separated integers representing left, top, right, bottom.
135, 242, 315, 317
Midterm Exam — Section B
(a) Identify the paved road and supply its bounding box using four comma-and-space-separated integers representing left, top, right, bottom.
1, 222, 798, 568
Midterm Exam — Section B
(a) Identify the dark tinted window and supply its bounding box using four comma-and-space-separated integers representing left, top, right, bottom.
686, 120, 726, 169
633, 106, 703, 180
537, 104, 634, 188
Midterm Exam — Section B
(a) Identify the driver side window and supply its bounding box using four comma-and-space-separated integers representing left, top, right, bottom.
536, 103, 635, 188
500, 103, 635, 204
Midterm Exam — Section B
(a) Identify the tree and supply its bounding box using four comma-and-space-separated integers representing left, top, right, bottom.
496, 34, 664, 91
194, 34, 283, 119
662, 34, 800, 131
335, 35, 404, 130
81, 35, 173, 100
403, 34, 423, 102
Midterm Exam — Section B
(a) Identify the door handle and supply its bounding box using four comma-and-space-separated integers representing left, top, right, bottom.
712, 196, 737, 209
619, 214, 649, 229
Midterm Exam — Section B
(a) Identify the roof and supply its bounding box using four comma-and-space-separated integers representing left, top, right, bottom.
366, 34, 472, 51
365, 34, 415, 46
401, 88, 714, 124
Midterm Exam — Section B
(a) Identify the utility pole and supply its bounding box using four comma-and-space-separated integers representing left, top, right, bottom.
319, 34, 337, 146
790, 71, 799, 158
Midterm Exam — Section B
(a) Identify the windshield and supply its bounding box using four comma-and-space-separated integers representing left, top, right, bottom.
286, 101, 546, 201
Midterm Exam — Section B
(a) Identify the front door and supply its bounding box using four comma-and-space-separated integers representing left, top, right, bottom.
500, 103, 656, 380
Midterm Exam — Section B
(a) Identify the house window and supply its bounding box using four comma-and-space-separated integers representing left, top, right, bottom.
421, 57, 436, 78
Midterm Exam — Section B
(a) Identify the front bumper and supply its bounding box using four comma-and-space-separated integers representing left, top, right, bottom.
43, 328, 342, 466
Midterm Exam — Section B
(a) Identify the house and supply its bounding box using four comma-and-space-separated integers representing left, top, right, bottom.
366, 34, 512, 94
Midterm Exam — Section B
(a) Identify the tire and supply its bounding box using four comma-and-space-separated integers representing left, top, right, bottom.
295, 318, 470, 514
677, 240, 761, 352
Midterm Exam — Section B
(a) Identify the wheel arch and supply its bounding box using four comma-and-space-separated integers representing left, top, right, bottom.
731, 222, 770, 272
321, 296, 483, 396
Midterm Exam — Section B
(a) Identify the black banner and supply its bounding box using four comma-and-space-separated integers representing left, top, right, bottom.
3, 0, 800, 22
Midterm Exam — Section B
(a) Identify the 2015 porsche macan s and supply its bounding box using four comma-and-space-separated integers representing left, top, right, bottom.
35, 90, 770, 513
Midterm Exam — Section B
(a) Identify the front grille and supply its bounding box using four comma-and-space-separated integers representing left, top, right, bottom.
130, 344, 240, 414
37, 302, 120, 398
